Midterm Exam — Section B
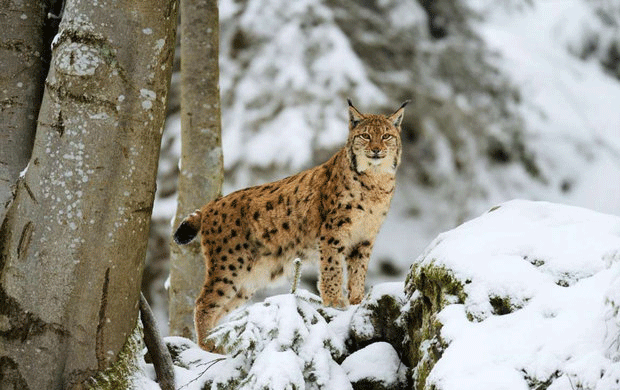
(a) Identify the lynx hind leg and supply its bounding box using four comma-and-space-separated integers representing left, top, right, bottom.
194, 281, 227, 351
346, 240, 373, 305
194, 270, 253, 351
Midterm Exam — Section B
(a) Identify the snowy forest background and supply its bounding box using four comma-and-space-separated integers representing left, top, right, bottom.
145, 0, 620, 333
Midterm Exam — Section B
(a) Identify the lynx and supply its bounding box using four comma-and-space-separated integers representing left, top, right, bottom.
174, 99, 408, 350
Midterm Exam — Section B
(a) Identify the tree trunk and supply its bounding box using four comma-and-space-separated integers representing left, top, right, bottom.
0, 0, 52, 226
0, 0, 178, 388
169, 0, 224, 339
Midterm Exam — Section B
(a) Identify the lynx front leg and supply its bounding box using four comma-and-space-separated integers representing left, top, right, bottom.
318, 235, 348, 308
346, 240, 374, 305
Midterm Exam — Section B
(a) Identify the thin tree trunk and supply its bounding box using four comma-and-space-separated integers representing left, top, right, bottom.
169, 0, 224, 339
0, 0, 51, 225
0, 0, 178, 388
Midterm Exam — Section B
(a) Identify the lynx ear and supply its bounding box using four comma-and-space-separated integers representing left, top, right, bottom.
388, 100, 410, 129
347, 98, 364, 129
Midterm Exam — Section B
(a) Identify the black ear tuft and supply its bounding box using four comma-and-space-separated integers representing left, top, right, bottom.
398, 99, 411, 110
174, 221, 198, 245
388, 99, 411, 129
348, 99, 364, 129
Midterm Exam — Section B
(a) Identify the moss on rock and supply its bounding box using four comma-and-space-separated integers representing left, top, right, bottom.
349, 293, 407, 356
350, 377, 409, 390
489, 295, 514, 315
403, 262, 466, 390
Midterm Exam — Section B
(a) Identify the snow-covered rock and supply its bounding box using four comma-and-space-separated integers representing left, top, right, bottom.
404, 200, 620, 390
348, 282, 408, 356
342, 342, 408, 390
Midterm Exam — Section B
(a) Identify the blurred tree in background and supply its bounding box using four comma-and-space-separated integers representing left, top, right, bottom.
168, 0, 224, 340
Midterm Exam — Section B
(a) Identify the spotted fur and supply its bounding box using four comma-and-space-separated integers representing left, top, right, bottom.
174, 100, 408, 350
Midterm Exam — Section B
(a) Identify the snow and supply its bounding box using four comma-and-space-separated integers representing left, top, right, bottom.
350, 282, 406, 339
418, 200, 620, 319
341, 341, 407, 385
415, 200, 620, 389
206, 290, 352, 389
135, 290, 358, 389
244, 345, 305, 390
136, 284, 410, 388
18, 163, 29, 179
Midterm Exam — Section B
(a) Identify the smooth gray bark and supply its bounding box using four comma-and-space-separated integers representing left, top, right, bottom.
169, 0, 224, 339
0, 0, 178, 388
0, 0, 50, 226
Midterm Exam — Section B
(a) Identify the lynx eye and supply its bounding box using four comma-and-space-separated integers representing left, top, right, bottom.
382, 134, 393, 140
359, 133, 371, 140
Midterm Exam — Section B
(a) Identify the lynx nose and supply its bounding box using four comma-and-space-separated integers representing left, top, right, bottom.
370, 148, 383, 158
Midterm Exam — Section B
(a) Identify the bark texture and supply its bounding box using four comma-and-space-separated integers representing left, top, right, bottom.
169, 0, 224, 339
0, 0, 178, 389
0, 0, 52, 225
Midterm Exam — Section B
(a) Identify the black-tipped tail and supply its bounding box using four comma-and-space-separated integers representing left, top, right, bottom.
174, 210, 202, 245
174, 221, 199, 245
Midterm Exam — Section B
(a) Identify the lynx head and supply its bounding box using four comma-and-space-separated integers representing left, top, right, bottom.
346, 99, 409, 174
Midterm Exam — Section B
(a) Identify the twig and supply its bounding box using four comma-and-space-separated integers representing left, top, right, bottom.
140, 293, 175, 390
290, 258, 302, 294
178, 357, 226, 389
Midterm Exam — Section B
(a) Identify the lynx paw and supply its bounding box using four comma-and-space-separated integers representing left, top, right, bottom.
323, 295, 349, 309
348, 295, 363, 305
198, 336, 225, 354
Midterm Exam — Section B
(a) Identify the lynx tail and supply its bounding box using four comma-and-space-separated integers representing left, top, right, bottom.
173, 210, 202, 245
